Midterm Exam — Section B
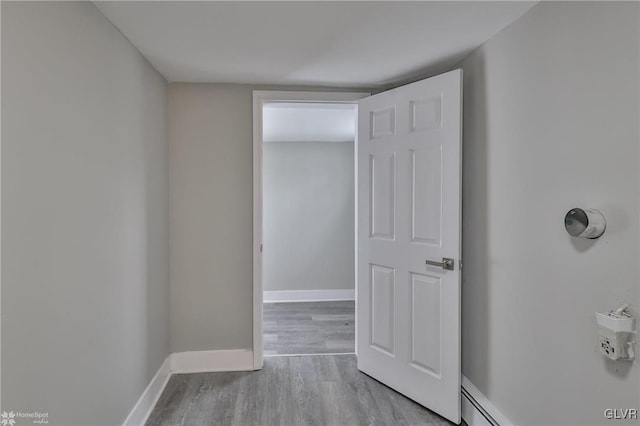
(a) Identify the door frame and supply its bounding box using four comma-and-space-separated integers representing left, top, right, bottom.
252, 90, 369, 369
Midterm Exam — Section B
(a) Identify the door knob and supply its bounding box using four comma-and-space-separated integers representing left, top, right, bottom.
425, 257, 454, 271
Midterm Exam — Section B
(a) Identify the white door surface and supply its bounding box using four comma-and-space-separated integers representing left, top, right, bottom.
357, 69, 462, 423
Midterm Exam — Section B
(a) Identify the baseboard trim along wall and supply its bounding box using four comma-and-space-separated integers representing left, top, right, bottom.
263, 289, 355, 303
123, 349, 254, 425
461, 376, 513, 426
123, 357, 172, 426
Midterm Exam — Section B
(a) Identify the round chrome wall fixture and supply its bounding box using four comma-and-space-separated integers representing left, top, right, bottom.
564, 208, 606, 239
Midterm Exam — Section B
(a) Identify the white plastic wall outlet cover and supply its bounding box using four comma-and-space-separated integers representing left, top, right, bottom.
596, 312, 635, 332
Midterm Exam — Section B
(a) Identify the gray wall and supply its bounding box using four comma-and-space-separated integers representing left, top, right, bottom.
263, 142, 355, 292
459, 2, 639, 425
169, 84, 254, 352
2, 2, 170, 425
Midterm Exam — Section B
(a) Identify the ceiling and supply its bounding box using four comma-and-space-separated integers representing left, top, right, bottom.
95, 1, 536, 88
263, 103, 356, 143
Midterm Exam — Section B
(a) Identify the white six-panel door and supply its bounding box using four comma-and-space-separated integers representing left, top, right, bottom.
357, 70, 462, 423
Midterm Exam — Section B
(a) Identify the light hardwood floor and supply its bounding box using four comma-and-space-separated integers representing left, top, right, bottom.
146, 355, 456, 426
263, 301, 355, 355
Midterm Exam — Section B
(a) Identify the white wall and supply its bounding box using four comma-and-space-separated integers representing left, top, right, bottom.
2, 2, 169, 425
263, 141, 354, 292
459, 2, 639, 425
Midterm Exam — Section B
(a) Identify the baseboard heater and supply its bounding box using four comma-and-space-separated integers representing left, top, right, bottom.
462, 385, 500, 426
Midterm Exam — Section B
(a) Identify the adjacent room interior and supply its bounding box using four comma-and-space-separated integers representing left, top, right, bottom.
261, 101, 357, 357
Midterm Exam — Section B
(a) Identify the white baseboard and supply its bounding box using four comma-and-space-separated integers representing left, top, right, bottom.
263, 289, 355, 303
123, 356, 171, 426
170, 349, 254, 374
461, 376, 512, 426
124, 350, 254, 425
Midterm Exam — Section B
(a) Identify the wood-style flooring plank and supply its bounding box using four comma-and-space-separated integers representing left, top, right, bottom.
146, 355, 457, 426
263, 301, 355, 355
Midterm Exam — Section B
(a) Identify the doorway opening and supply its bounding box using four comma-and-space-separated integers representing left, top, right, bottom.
252, 91, 368, 367
262, 101, 357, 356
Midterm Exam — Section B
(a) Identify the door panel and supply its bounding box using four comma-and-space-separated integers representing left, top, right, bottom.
357, 69, 462, 423
410, 95, 442, 132
411, 146, 442, 245
410, 272, 441, 376
370, 264, 395, 356
370, 107, 396, 139
369, 153, 396, 240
